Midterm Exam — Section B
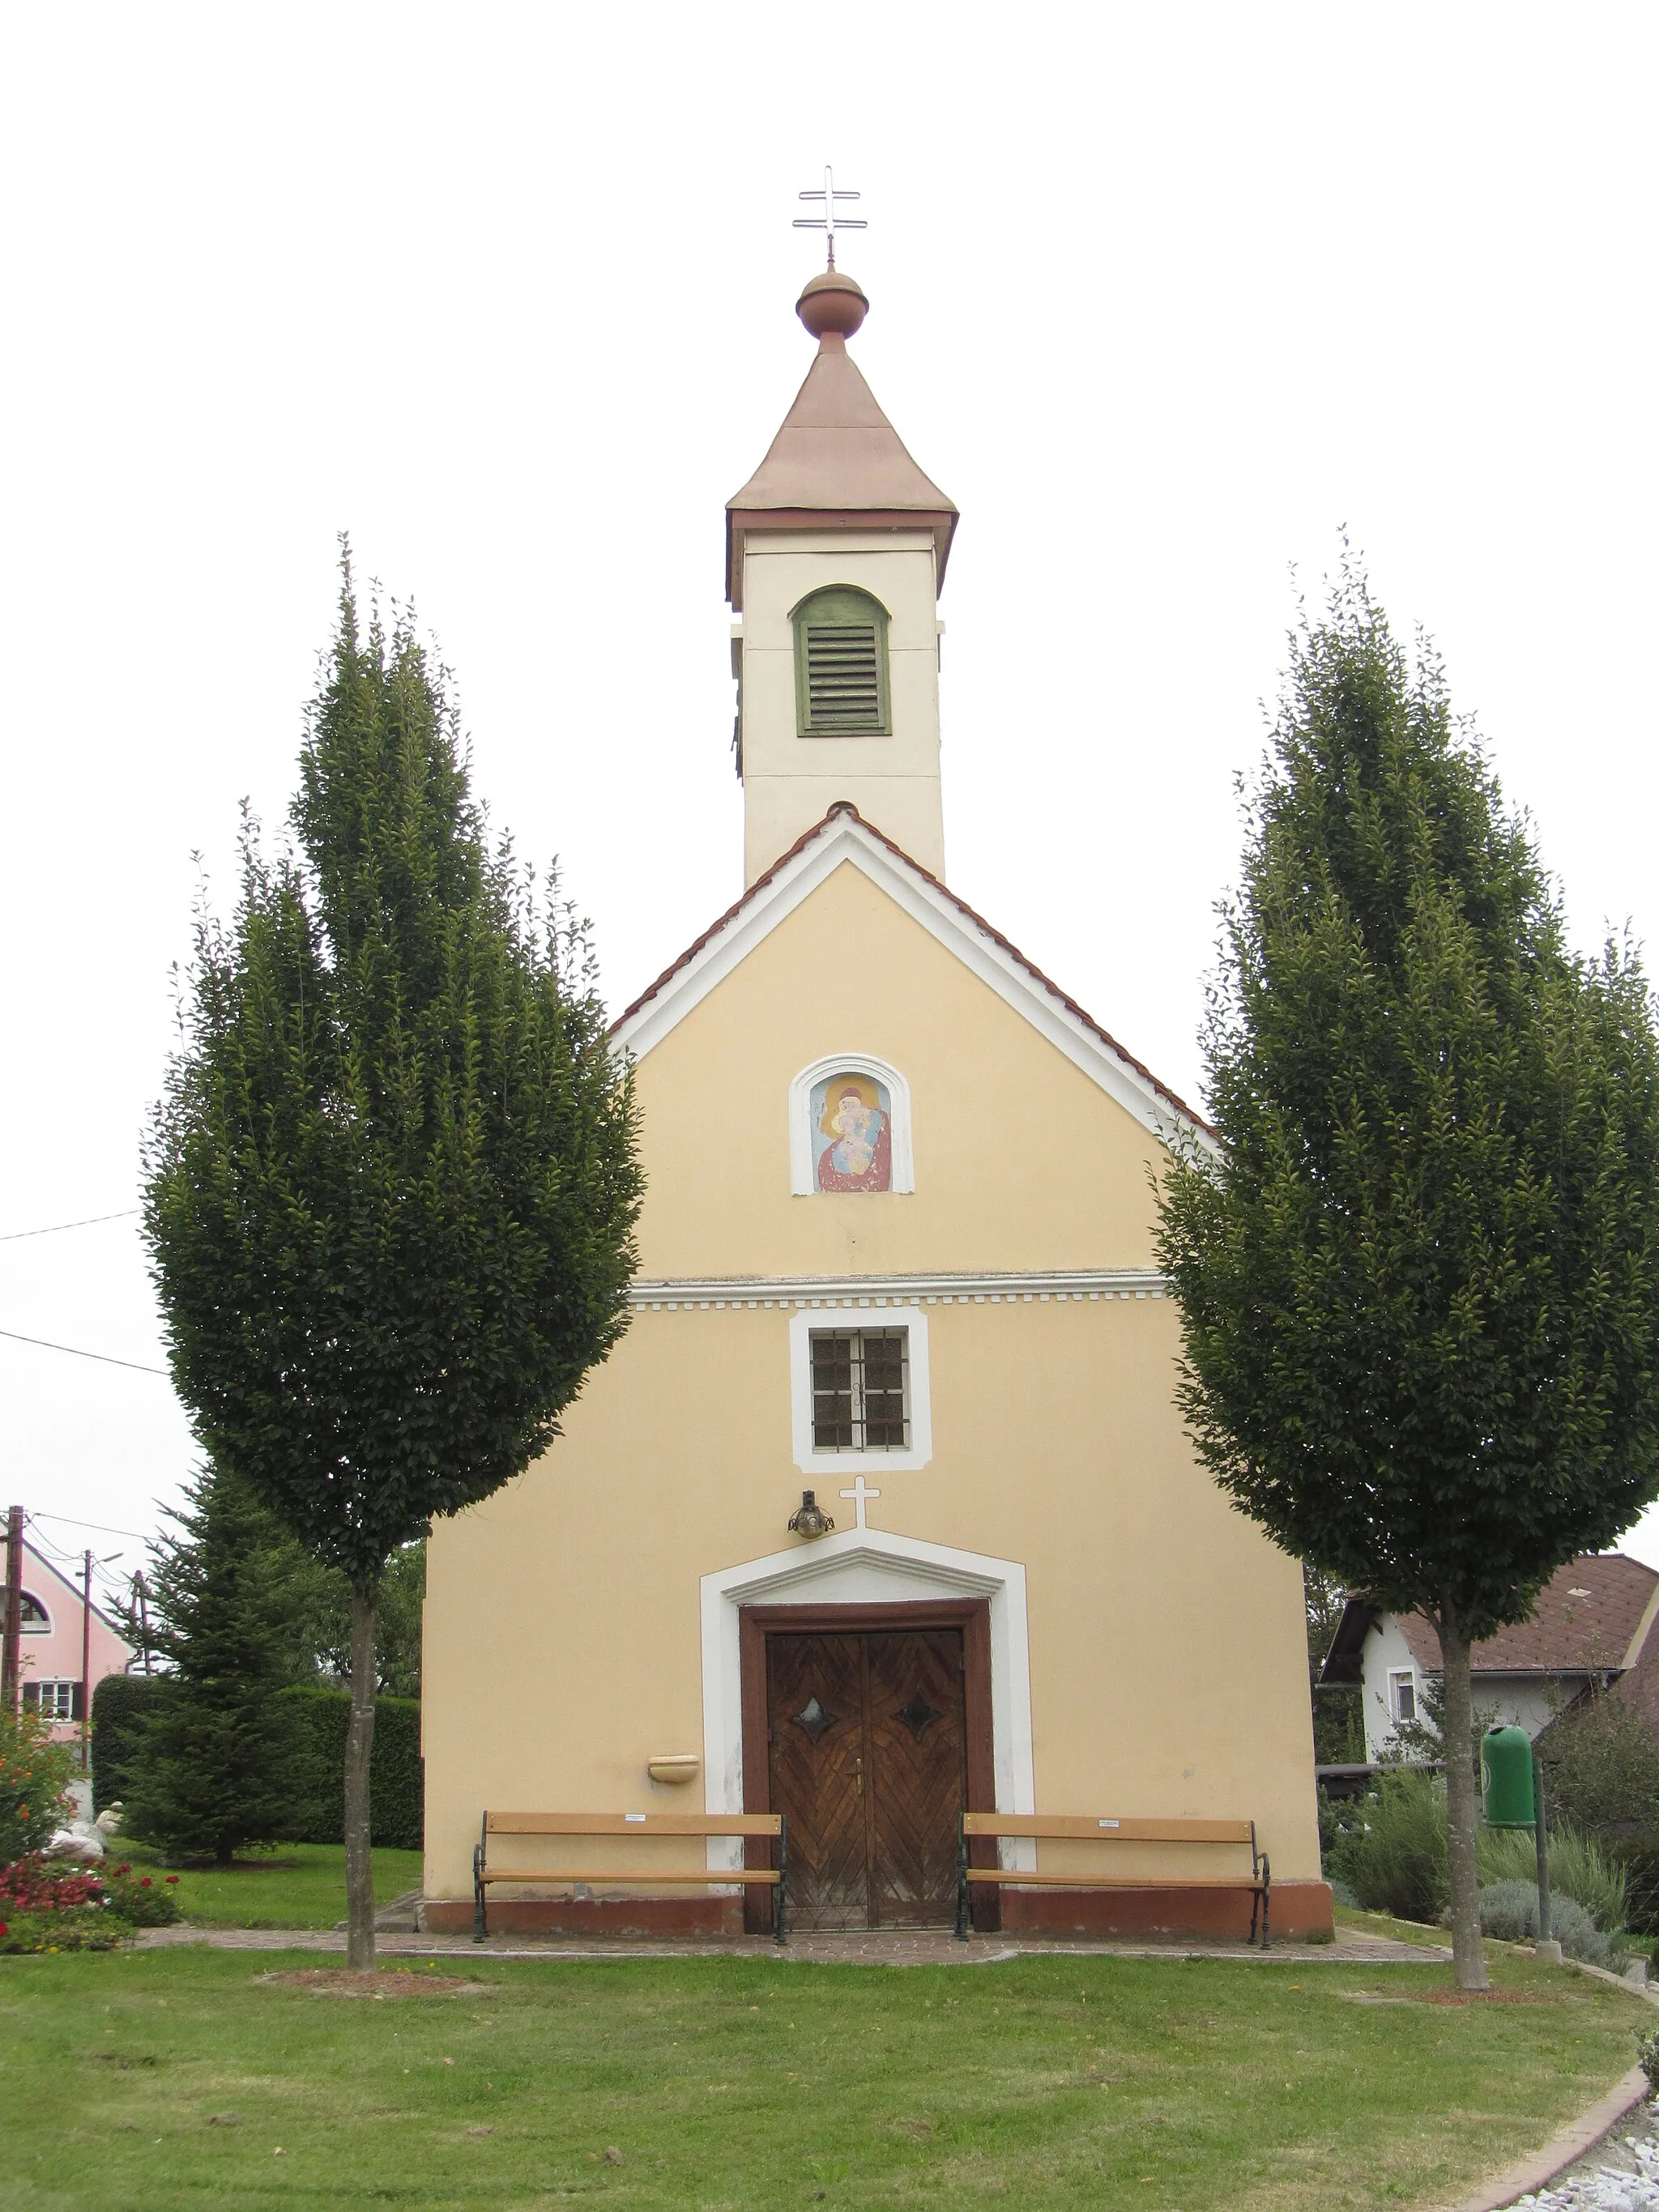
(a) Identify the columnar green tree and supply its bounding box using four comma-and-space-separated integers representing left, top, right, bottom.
144, 562, 642, 1965
124, 1464, 313, 1864
1156, 568, 1659, 1988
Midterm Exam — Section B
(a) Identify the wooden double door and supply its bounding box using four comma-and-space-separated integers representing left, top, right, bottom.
741, 1601, 995, 1933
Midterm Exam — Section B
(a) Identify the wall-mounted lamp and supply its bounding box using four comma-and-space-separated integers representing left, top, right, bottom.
787, 1490, 835, 1541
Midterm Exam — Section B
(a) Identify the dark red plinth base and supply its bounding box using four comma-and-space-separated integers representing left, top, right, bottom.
998, 1881, 1333, 1942
421, 1895, 745, 1939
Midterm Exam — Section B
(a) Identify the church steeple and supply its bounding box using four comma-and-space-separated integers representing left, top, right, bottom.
727, 271, 957, 888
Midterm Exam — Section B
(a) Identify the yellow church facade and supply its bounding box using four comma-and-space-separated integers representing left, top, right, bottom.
419, 265, 1331, 1941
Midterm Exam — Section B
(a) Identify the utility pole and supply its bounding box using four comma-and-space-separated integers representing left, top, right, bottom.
80, 1549, 94, 1771
1534, 1747, 1553, 1950
133, 1571, 153, 1676
1, 1507, 22, 1715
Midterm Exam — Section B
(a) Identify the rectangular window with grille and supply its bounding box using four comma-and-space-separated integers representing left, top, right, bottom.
804, 624, 884, 732
810, 1328, 910, 1450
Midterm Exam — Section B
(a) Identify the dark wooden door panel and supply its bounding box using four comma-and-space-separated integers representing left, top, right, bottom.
766, 1634, 868, 1931
867, 1629, 967, 1926
764, 1625, 966, 1932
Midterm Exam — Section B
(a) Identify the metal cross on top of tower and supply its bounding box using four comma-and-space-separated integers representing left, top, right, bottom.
794, 165, 867, 270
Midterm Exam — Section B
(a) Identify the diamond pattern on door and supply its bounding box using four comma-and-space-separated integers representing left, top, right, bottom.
867, 1630, 968, 1926
766, 1634, 868, 1930
764, 1626, 967, 1930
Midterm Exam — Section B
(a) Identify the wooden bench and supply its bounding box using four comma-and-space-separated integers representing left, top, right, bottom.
473, 1811, 788, 1942
957, 1813, 1270, 1945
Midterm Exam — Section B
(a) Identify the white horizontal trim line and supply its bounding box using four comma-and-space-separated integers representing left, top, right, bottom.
629, 1268, 1170, 1309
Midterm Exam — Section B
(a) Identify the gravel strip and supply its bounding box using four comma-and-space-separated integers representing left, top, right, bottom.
1512, 2095, 1659, 2210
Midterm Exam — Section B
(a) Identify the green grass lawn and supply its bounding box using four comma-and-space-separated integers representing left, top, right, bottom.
0, 1943, 1646, 2210
1333, 1903, 1451, 1947
117, 1843, 424, 1930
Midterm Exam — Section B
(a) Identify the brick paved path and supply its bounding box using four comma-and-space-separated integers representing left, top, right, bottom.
133, 1924, 1448, 1967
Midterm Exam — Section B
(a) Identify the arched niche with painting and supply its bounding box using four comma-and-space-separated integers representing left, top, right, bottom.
788, 1055, 914, 1196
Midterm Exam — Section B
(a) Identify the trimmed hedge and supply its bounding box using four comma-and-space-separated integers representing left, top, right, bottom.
92, 1675, 422, 1850
278, 1688, 423, 1852
91, 1674, 164, 1815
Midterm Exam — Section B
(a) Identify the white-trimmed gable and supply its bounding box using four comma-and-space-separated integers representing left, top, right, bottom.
612, 808, 1209, 1151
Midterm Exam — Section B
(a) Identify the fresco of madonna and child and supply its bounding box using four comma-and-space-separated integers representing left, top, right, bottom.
811, 1072, 893, 1193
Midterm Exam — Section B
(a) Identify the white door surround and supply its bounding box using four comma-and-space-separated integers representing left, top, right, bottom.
698, 1527, 1034, 1871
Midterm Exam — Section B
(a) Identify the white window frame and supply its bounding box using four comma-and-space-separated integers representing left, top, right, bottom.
1388, 1669, 1418, 1725
27, 1680, 77, 1721
1, 1588, 51, 1633
787, 1053, 915, 1196
789, 1304, 932, 1473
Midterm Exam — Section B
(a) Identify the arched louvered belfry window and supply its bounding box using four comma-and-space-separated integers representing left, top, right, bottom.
791, 586, 891, 737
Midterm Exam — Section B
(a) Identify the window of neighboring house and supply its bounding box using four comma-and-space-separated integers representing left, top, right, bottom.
1388, 1669, 1418, 1725
791, 586, 892, 736
0, 1588, 50, 1631
22, 1680, 79, 1721
810, 1329, 910, 1451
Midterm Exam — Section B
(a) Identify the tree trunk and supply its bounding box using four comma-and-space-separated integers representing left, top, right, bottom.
1438, 1602, 1490, 1992
344, 1585, 378, 1973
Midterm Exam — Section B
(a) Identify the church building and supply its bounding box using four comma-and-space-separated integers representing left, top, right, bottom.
420, 259, 1331, 1941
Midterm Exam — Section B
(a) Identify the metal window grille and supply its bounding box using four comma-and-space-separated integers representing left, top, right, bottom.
804, 624, 882, 731
810, 1328, 909, 1450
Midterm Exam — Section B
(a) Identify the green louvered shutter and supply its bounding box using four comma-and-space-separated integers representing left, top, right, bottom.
793, 587, 891, 735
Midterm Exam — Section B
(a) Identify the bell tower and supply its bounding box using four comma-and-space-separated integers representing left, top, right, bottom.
726, 266, 957, 887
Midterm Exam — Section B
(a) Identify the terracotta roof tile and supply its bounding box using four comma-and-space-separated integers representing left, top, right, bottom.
609, 803, 1209, 1134
1392, 1554, 1657, 1676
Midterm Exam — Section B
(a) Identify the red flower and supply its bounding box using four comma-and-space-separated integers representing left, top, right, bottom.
139, 1877, 151, 1888
0, 1923, 8, 1937
164, 1876, 179, 1885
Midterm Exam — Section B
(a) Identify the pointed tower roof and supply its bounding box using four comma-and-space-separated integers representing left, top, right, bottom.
725, 270, 957, 609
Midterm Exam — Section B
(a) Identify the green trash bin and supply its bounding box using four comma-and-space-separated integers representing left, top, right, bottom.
1482, 1725, 1536, 1827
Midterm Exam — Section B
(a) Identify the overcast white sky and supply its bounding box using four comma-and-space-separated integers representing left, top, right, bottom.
4, 4, 1657, 1603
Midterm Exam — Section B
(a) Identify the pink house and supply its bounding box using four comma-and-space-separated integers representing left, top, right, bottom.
4, 1538, 135, 1744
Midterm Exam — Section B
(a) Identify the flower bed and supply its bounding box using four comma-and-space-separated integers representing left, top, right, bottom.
0, 1853, 183, 1954
0, 1912, 126, 1955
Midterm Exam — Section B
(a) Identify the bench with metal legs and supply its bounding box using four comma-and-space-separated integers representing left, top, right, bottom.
956, 1812, 1269, 1946
473, 1810, 788, 1943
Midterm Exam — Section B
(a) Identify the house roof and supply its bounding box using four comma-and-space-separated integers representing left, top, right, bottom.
610, 803, 1211, 1143
725, 330, 958, 607
1320, 1554, 1659, 1686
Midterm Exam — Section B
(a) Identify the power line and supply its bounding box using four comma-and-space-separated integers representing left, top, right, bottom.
27, 1510, 153, 1543
0, 1327, 168, 1376
0, 1208, 140, 1242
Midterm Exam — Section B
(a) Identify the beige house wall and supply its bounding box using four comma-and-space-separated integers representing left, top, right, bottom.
632, 859, 1166, 1282
738, 531, 945, 884
423, 1287, 1320, 1902
424, 853, 1322, 1909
